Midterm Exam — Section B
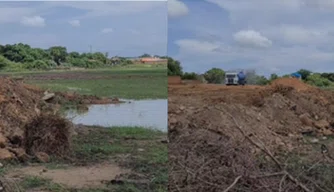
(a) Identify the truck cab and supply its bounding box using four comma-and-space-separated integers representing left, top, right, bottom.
225, 72, 239, 85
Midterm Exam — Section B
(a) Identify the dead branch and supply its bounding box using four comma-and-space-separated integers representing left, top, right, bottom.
178, 161, 224, 188
214, 106, 312, 192
250, 172, 285, 179
296, 159, 322, 179
214, 106, 282, 169
223, 175, 242, 192
279, 174, 287, 192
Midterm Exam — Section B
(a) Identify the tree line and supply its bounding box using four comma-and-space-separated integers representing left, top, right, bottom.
0, 43, 165, 71
168, 58, 334, 87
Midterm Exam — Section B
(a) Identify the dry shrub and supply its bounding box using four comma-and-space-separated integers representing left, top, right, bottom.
168, 125, 333, 192
23, 114, 71, 157
169, 127, 282, 192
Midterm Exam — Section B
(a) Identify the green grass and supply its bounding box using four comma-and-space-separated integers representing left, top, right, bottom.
28, 77, 167, 99
20, 176, 66, 191
72, 126, 166, 163
20, 68, 167, 100
70, 126, 168, 192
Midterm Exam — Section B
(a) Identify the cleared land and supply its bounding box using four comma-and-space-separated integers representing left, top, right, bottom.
169, 77, 334, 191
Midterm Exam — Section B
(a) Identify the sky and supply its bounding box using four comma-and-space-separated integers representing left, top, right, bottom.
168, 0, 334, 75
0, 1, 167, 57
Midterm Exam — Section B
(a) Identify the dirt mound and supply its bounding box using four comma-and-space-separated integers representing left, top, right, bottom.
270, 77, 311, 91
169, 80, 334, 191
168, 76, 182, 85
0, 78, 41, 141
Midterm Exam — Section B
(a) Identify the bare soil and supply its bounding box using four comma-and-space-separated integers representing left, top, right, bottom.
168, 76, 182, 85
8, 163, 129, 189
169, 78, 334, 192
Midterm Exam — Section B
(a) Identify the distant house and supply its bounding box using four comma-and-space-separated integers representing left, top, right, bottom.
138, 57, 167, 64
110, 56, 167, 65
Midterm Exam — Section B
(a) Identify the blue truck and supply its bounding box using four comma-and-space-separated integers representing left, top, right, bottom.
291, 72, 302, 79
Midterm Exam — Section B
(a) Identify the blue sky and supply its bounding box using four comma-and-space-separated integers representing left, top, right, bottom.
0, 1, 167, 57
168, 0, 334, 75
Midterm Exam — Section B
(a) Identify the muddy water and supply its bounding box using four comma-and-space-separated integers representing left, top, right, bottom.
66, 99, 167, 132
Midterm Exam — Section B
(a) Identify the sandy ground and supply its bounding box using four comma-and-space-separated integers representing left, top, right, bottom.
7, 162, 129, 189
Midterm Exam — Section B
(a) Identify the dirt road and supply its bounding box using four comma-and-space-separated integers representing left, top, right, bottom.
168, 78, 334, 191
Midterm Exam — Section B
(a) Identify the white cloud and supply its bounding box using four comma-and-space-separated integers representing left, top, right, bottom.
169, 0, 334, 74
173, 38, 330, 73
233, 30, 272, 48
168, 0, 189, 18
68, 19, 80, 27
20, 16, 45, 27
175, 39, 221, 53
101, 28, 113, 34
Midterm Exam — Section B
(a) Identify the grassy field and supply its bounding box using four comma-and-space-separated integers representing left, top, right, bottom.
2, 66, 167, 100
2, 126, 167, 192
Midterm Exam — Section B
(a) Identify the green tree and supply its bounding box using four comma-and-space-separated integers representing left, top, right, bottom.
168, 57, 183, 76
25, 60, 49, 70
297, 69, 312, 80
48, 46, 67, 65
92, 52, 108, 64
320, 73, 334, 82
204, 68, 225, 84
182, 72, 198, 80
256, 76, 269, 85
0, 55, 12, 69
68, 51, 80, 58
0, 43, 163, 71
139, 53, 151, 58
306, 73, 332, 87
269, 73, 279, 81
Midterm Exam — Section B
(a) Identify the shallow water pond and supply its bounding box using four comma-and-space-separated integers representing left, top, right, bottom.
65, 99, 167, 132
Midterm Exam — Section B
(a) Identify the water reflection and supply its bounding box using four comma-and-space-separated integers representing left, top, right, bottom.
66, 99, 167, 132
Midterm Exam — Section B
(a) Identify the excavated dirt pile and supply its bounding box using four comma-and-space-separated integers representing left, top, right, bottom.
169, 78, 334, 192
0, 78, 73, 161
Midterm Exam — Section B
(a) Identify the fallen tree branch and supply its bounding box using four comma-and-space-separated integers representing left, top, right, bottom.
214, 106, 282, 169
279, 174, 287, 192
250, 172, 285, 179
177, 161, 242, 191
296, 159, 322, 179
223, 175, 242, 192
214, 106, 312, 192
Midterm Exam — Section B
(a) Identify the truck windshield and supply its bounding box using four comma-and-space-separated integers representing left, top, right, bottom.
226, 74, 236, 78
